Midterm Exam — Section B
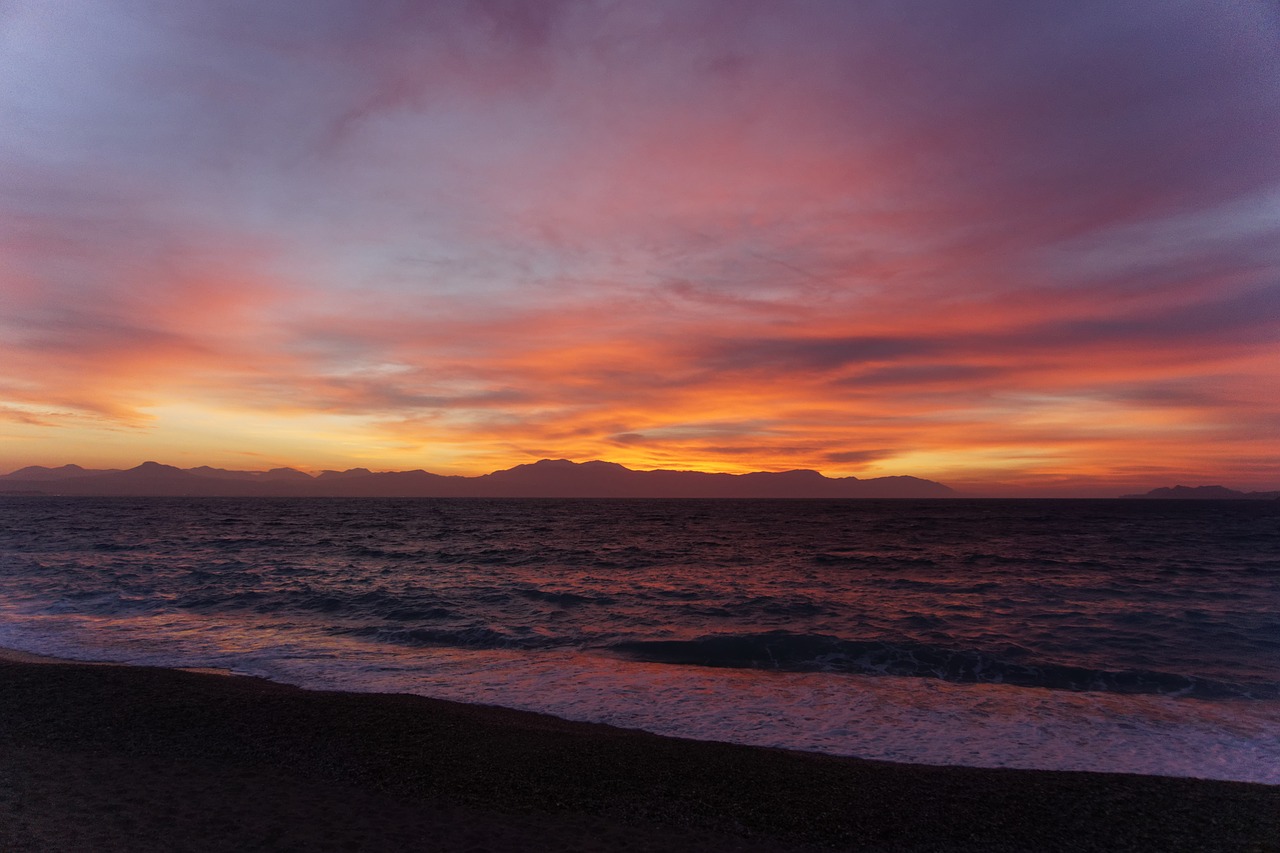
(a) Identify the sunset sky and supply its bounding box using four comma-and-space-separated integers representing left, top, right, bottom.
1, 1, 1277, 496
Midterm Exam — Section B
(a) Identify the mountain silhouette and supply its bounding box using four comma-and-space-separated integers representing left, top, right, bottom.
2, 464, 118, 481
0, 459, 956, 498
185, 465, 313, 482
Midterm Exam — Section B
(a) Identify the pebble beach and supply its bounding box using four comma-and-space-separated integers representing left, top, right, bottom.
1, 650, 1275, 852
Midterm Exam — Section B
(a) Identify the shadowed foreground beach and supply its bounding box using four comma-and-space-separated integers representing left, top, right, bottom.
0, 654, 1275, 852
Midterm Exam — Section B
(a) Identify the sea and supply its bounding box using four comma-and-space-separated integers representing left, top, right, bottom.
0, 496, 1276, 784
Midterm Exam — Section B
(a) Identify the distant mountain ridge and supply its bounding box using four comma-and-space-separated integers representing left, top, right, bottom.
1121, 485, 1280, 500
0, 459, 956, 498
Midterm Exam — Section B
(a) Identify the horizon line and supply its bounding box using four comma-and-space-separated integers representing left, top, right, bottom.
2, 459, 1276, 499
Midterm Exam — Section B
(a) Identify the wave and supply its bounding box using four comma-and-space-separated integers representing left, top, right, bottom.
341, 624, 573, 651
608, 631, 1278, 700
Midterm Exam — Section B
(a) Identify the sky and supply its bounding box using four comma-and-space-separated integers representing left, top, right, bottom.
1, 0, 1278, 496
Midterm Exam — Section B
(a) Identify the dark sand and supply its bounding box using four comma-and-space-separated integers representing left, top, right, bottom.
0, 655, 1275, 852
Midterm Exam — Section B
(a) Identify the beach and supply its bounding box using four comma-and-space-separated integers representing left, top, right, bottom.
1, 651, 1275, 853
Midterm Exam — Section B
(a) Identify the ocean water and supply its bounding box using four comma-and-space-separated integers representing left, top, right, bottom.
0, 496, 1276, 783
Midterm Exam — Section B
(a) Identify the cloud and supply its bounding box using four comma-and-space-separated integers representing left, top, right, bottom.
698, 337, 935, 374
1, 0, 1277, 490
0, 406, 57, 428
824, 449, 896, 466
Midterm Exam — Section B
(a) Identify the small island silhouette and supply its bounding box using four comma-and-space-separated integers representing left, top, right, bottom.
1121, 485, 1280, 500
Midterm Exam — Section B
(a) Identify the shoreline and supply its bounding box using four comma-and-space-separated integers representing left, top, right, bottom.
1, 650, 1276, 851
0, 645, 236, 676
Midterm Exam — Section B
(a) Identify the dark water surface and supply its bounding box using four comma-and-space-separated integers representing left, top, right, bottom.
2, 497, 1277, 781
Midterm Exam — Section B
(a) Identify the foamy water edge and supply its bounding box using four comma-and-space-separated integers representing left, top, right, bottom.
2, 617, 1276, 786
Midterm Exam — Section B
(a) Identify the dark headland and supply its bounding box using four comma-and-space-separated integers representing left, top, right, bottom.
1121, 484, 1280, 500
0, 459, 955, 498
0, 653, 1275, 853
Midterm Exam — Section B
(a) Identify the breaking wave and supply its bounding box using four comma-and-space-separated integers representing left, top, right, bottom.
609, 631, 1279, 699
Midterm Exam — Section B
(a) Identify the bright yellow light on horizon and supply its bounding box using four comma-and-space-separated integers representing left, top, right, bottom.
4, 403, 450, 474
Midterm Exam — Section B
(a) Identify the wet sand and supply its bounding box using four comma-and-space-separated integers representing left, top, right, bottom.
0, 652, 1275, 852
